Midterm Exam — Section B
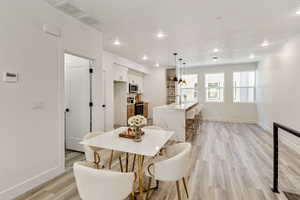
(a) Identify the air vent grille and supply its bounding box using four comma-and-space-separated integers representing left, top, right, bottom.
56, 2, 85, 18
44, 0, 101, 30
79, 16, 99, 25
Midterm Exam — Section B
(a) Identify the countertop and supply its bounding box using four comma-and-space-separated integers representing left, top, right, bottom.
154, 101, 198, 111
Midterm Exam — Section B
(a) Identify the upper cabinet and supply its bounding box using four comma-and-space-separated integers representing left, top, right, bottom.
114, 65, 128, 82
128, 71, 144, 93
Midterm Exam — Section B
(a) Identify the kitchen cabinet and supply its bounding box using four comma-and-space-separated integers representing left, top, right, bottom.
127, 102, 149, 121
143, 103, 149, 118
114, 65, 128, 82
127, 104, 135, 120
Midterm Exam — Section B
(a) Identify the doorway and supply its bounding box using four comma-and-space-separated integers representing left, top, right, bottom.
64, 53, 94, 159
113, 81, 127, 128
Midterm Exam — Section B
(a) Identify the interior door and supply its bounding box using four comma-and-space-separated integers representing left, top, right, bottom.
65, 63, 91, 152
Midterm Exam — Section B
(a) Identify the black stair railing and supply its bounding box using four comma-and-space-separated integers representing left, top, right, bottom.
272, 122, 300, 193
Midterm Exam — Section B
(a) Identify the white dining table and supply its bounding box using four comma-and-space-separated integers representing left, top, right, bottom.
80, 127, 174, 200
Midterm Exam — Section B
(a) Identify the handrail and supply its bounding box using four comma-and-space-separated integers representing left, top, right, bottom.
272, 122, 300, 193
273, 122, 300, 137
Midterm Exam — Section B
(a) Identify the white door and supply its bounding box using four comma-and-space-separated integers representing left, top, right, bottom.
65, 62, 91, 152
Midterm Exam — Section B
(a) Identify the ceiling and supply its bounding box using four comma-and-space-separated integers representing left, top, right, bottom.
47, 0, 300, 68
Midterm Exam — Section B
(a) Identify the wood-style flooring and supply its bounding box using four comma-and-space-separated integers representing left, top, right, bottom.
15, 122, 300, 200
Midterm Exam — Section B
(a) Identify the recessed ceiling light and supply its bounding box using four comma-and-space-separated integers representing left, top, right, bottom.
156, 63, 160, 67
261, 41, 269, 47
213, 48, 219, 53
156, 31, 166, 38
296, 10, 300, 15
142, 55, 148, 60
250, 54, 255, 59
113, 39, 120, 45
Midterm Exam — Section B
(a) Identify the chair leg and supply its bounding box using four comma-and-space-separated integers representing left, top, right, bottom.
126, 153, 129, 172
145, 177, 152, 200
132, 154, 136, 172
94, 151, 100, 169
182, 178, 189, 198
176, 181, 182, 200
119, 156, 123, 172
109, 150, 114, 169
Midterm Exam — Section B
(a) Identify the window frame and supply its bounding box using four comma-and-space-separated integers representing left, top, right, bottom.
233, 71, 256, 103
205, 73, 225, 103
180, 74, 198, 102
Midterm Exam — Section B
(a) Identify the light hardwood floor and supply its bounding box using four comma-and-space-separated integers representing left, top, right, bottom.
15, 122, 300, 200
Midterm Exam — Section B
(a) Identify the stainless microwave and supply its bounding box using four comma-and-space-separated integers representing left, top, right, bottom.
129, 83, 138, 93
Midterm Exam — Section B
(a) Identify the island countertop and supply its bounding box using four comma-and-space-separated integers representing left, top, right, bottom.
154, 101, 198, 111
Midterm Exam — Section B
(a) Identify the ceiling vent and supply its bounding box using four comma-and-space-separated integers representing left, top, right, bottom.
55, 2, 85, 18
79, 15, 100, 25
45, 0, 64, 6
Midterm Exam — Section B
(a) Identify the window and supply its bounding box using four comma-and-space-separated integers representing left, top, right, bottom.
180, 74, 198, 102
205, 73, 224, 102
233, 71, 255, 103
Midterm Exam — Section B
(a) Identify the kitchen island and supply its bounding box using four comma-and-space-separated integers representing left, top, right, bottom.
153, 101, 199, 142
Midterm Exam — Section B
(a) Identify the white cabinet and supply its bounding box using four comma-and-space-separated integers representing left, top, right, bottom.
114, 65, 128, 82
128, 72, 144, 93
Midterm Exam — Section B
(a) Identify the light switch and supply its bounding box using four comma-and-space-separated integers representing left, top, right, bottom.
3, 72, 18, 83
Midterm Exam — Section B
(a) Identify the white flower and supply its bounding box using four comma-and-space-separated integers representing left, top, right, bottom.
128, 115, 147, 127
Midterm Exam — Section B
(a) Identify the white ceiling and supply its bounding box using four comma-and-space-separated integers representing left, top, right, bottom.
47, 0, 300, 67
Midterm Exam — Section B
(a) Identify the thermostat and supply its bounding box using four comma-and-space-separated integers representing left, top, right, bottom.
3, 72, 18, 82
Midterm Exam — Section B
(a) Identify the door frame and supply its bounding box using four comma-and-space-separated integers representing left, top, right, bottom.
61, 50, 96, 168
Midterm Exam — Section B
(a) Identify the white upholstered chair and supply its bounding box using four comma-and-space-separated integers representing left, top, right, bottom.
73, 161, 135, 200
83, 132, 120, 169
145, 143, 192, 200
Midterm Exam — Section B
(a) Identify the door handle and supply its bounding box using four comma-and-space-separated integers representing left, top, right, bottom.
65, 108, 70, 112
102, 104, 106, 108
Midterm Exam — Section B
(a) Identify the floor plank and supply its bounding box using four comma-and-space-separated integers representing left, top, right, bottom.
15, 122, 300, 200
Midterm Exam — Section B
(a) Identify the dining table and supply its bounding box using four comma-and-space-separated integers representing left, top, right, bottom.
80, 127, 174, 200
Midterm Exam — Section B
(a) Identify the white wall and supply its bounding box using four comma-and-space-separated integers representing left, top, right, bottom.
143, 67, 167, 118
256, 34, 300, 153
0, 1, 103, 199
103, 51, 149, 130
184, 63, 258, 123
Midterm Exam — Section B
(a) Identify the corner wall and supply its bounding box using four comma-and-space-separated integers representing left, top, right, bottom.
256, 34, 300, 153
0, 1, 103, 199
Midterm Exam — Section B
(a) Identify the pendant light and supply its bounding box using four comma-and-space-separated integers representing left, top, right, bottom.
178, 58, 183, 84
173, 53, 178, 82
182, 62, 187, 85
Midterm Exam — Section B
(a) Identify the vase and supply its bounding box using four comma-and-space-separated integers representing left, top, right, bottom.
133, 126, 142, 142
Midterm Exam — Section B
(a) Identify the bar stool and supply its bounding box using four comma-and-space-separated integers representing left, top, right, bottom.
186, 108, 196, 138
194, 104, 203, 133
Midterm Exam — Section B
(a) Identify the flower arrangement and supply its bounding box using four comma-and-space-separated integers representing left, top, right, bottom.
128, 115, 147, 127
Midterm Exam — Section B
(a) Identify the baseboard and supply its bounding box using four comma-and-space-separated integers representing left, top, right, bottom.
0, 166, 64, 200
202, 117, 257, 124
257, 122, 272, 133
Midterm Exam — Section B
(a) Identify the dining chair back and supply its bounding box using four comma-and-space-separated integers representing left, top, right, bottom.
154, 142, 191, 181
74, 161, 134, 200
143, 125, 163, 130
83, 132, 104, 162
